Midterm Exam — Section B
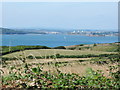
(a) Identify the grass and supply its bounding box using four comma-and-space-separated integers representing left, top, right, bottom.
1, 57, 119, 89
1, 43, 120, 89
66, 43, 118, 52
3, 49, 117, 58
91, 45, 118, 52
2, 53, 118, 77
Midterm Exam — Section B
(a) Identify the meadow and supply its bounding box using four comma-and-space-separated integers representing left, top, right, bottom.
1, 43, 120, 89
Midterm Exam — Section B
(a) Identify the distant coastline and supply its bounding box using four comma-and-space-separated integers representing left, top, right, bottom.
0, 27, 118, 37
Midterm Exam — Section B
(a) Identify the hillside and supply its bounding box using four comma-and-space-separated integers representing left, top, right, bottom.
1, 43, 120, 90
1, 43, 119, 89
0, 28, 28, 34
0, 28, 47, 34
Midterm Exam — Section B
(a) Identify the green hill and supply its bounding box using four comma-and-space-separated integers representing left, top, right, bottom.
0, 27, 48, 34
0, 28, 28, 34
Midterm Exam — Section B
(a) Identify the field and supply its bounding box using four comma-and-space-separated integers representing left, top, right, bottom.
1, 43, 120, 89
3, 49, 117, 58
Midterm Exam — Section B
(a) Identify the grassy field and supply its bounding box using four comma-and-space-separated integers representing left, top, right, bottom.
1, 43, 119, 89
65, 43, 118, 51
2, 57, 114, 78
3, 49, 117, 58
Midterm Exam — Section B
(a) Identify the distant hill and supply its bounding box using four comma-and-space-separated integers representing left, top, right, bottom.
0, 28, 28, 34
0, 28, 47, 34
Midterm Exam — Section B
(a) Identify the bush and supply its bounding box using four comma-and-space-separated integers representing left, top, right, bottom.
93, 43, 97, 46
1, 45, 51, 55
54, 46, 66, 49
67, 47, 76, 50
27, 55, 34, 59
79, 44, 84, 46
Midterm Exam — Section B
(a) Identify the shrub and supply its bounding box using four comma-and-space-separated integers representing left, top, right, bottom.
67, 47, 76, 50
1, 45, 51, 55
79, 44, 84, 46
27, 55, 34, 59
54, 46, 66, 49
93, 43, 97, 46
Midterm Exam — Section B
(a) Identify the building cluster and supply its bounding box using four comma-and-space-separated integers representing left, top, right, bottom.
68, 30, 118, 36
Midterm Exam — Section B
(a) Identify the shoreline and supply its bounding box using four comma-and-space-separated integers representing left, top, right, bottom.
0, 33, 118, 37
0, 42, 119, 47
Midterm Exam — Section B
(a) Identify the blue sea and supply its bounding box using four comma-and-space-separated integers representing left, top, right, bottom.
1, 34, 118, 47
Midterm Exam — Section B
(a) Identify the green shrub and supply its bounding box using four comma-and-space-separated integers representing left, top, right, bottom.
93, 43, 97, 46
54, 46, 66, 49
1, 45, 51, 55
67, 47, 76, 50
79, 44, 84, 46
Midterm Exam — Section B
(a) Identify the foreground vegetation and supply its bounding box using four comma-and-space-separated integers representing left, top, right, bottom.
2, 68, 120, 89
1, 43, 120, 89
1, 56, 120, 89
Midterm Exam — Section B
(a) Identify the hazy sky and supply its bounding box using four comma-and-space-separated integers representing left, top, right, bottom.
1, 2, 118, 30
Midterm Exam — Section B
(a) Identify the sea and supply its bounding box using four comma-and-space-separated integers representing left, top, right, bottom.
1, 34, 118, 47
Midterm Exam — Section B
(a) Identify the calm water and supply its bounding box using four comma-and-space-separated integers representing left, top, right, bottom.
1, 34, 118, 47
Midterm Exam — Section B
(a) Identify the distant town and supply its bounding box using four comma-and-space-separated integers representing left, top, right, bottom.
67, 30, 118, 36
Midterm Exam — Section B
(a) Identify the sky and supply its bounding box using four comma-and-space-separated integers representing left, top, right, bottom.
1, 2, 118, 30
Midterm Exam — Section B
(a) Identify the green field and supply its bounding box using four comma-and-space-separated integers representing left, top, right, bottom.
2, 43, 118, 58
3, 49, 117, 58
